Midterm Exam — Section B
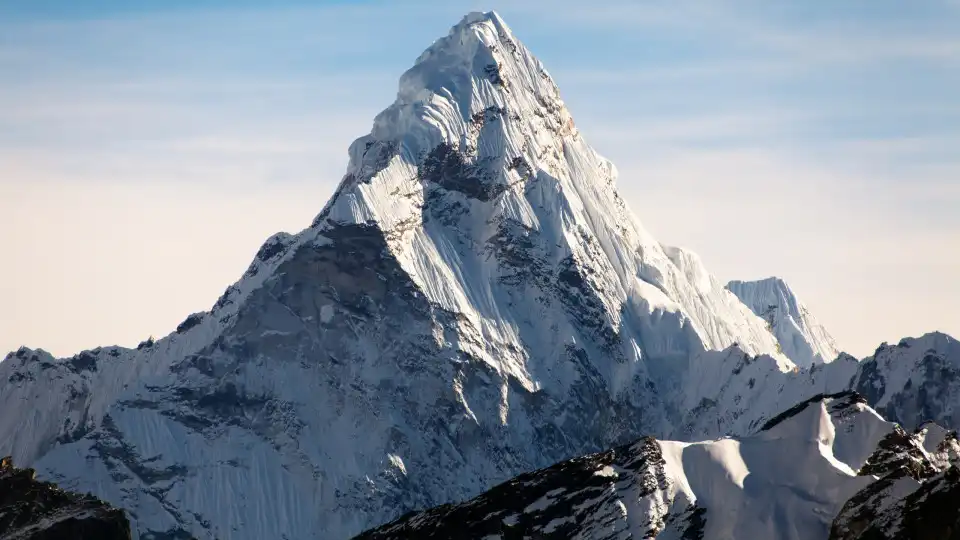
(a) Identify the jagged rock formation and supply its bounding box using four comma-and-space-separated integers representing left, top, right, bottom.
832, 468, 960, 540
727, 277, 840, 367
830, 422, 960, 539
851, 333, 960, 430
359, 393, 960, 540
0, 456, 131, 540
354, 437, 701, 540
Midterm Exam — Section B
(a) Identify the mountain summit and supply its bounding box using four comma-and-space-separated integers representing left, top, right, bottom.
0, 12, 791, 538
1, 11, 957, 540
727, 277, 840, 367
313, 10, 787, 367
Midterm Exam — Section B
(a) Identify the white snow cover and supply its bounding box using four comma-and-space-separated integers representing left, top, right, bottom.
0, 12, 791, 539
364, 394, 944, 540
315, 10, 789, 372
0, 10, 957, 540
727, 277, 840, 367
676, 347, 861, 439
661, 396, 919, 539
676, 332, 960, 442
852, 333, 960, 410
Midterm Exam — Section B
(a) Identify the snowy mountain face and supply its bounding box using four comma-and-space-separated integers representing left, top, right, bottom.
0, 10, 959, 540
675, 333, 960, 442
358, 393, 960, 540
726, 277, 840, 367
0, 456, 131, 540
0, 12, 795, 539
851, 333, 960, 430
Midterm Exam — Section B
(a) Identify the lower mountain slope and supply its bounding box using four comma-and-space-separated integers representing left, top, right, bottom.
358, 393, 960, 540
830, 421, 960, 539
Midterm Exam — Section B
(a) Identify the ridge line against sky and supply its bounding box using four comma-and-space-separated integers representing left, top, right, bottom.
1, 0, 958, 358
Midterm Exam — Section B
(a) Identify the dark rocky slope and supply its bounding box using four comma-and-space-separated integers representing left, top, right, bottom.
0, 456, 131, 540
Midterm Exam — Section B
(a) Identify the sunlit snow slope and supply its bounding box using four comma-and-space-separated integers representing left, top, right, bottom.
727, 277, 840, 367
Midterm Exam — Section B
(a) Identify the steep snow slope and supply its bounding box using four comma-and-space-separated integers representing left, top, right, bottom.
675, 333, 960, 442
314, 10, 788, 366
0, 11, 795, 540
359, 393, 958, 540
677, 346, 858, 438
727, 277, 840, 367
850, 333, 960, 429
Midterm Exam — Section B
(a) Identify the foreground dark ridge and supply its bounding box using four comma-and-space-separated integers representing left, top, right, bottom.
356, 393, 960, 540
0, 456, 131, 540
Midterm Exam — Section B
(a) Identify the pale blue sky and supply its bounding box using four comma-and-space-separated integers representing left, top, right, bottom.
2, 1, 958, 357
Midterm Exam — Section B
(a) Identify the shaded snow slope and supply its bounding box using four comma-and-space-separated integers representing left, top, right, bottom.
850, 332, 960, 429
727, 277, 840, 367
676, 333, 960, 442
359, 393, 959, 540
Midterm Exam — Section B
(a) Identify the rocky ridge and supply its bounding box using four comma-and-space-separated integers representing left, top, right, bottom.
359, 393, 960, 540
0, 456, 131, 540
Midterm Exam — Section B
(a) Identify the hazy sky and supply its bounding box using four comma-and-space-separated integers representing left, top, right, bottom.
2, 1, 958, 358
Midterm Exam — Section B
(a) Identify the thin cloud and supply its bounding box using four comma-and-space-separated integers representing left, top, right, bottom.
580, 110, 813, 149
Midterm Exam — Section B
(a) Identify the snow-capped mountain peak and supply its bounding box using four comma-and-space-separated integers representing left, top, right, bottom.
727, 276, 840, 367
316, 10, 574, 231
3, 11, 958, 540
0, 12, 795, 539
309, 8, 791, 389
